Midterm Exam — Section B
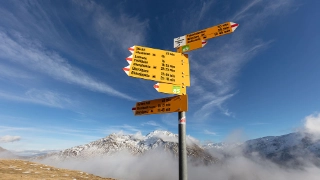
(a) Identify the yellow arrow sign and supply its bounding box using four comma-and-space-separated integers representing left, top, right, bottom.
123, 46, 190, 86
174, 22, 239, 53
176, 39, 207, 53
132, 95, 188, 116
154, 83, 186, 95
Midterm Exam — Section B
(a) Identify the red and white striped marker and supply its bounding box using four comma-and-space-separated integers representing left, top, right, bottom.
132, 107, 136, 114
123, 65, 130, 75
126, 54, 133, 65
179, 117, 186, 124
128, 46, 135, 53
123, 46, 135, 75
202, 39, 207, 47
230, 22, 239, 32
153, 83, 159, 91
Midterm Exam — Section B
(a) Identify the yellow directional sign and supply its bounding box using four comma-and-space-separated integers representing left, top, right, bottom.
174, 22, 239, 53
132, 95, 188, 116
176, 39, 207, 53
154, 83, 186, 95
123, 46, 190, 86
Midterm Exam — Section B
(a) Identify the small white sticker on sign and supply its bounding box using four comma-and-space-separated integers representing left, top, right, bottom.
173, 35, 186, 48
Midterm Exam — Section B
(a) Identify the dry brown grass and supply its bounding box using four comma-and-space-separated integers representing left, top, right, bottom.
0, 159, 116, 180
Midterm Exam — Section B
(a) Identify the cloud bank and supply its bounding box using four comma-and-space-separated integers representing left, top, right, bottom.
304, 113, 320, 135
0, 135, 21, 143
37, 117, 320, 180
38, 147, 320, 180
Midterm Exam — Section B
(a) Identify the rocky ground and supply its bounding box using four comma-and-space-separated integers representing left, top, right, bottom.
0, 159, 116, 180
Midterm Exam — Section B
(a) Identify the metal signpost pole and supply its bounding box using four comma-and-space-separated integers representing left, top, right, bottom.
177, 42, 188, 180
178, 111, 187, 180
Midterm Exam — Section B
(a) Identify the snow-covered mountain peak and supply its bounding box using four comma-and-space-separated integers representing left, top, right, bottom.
106, 130, 177, 142
145, 130, 178, 145
146, 130, 177, 138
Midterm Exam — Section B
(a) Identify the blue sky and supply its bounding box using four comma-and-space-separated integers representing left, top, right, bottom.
0, 0, 319, 151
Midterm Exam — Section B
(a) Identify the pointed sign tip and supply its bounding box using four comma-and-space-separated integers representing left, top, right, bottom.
126, 55, 133, 65
230, 22, 239, 32
153, 83, 159, 90
123, 66, 130, 75
128, 46, 135, 53
202, 40, 207, 47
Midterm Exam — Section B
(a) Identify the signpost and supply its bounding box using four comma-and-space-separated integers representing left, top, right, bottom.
132, 95, 187, 116
123, 21, 239, 180
123, 46, 190, 86
154, 83, 186, 95
174, 22, 239, 53
174, 21, 239, 180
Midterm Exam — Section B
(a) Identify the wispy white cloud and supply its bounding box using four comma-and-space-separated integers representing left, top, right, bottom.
184, 0, 295, 120
224, 129, 246, 143
204, 129, 217, 136
304, 113, 320, 135
193, 93, 236, 120
161, 113, 178, 127
180, 0, 217, 33
191, 39, 271, 98
0, 63, 34, 80
0, 123, 141, 142
0, 0, 148, 68
99, 124, 141, 135
72, 118, 97, 123
0, 0, 149, 103
189, 41, 270, 119
220, 108, 234, 117
232, 0, 262, 21
80, 1, 148, 51
0, 115, 29, 125
248, 122, 269, 126
198, 0, 217, 22
0, 135, 21, 143
0, 125, 101, 143
141, 121, 165, 132
0, 31, 136, 101
0, 89, 74, 108
141, 121, 161, 127
0, 126, 34, 133
26, 89, 74, 108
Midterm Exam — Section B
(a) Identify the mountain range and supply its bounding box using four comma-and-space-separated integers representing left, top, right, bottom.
2, 130, 320, 167
243, 132, 320, 167
0, 146, 18, 159
37, 130, 216, 165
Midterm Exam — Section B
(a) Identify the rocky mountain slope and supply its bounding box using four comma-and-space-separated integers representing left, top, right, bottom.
0, 146, 19, 159
41, 130, 216, 165
242, 133, 320, 166
0, 146, 6, 152
204, 132, 320, 167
